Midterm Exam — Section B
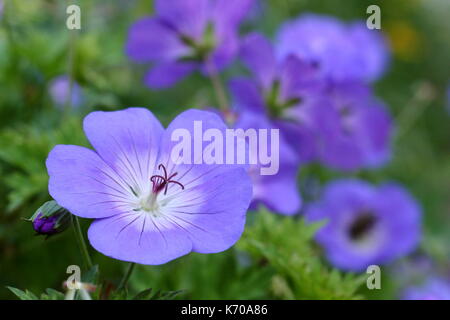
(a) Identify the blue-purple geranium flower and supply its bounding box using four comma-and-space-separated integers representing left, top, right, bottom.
46, 108, 252, 265
315, 81, 393, 170
306, 179, 421, 271
402, 278, 450, 300
126, 0, 254, 89
231, 32, 326, 163
276, 14, 390, 83
49, 75, 83, 108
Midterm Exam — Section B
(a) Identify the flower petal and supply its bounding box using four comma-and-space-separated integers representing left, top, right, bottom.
158, 108, 247, 173
229, 78, 266, 114
46, 145, 134, 218
88, 212, 192, 265
126, 17, 187, 62
144, 61, 197, 89
254, 166, 301, 215
83, 108, 164, 194
155, 0, 209, 40
212, 0, 255, 31
240, 33, 276, 89
165, 166, 252, 253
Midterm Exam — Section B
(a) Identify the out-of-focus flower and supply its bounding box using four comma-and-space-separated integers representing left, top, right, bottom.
392, 254, 435, 285
385, 21, 422, 62
315, 81, 393, 171
306, 179, 421, 271
126, 0, 254, 89
29, 200, 71, 238
276, 14, 390, 83
233, 110, 301, 215
49, 75, 83, 108
46, 108, 252, 265
232, 32, 326, 163
402, 279, 450, 300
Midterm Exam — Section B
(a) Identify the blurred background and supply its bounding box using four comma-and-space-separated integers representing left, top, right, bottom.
0, 0, 449, 299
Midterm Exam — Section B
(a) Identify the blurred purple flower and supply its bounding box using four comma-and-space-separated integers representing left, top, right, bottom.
306, 179, 421, 271
231, 32, 326, 163
49, 75, 83, 108
315, 81, 393, 171
126, 0, 254, 89
233, 110, 301, 215
46, 108, 252, 265
276, 14, 390, 83
402, 279, 450, 300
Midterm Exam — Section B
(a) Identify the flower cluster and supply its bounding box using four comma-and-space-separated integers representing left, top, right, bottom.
42, 1, 421, 275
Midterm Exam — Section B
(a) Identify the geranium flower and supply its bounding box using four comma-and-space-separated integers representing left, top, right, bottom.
315, 81, 393, 170
46, 108, 252, 265
276, 14, 390, 83
126, 0, 254, 89
306, 179, 421, 271
231, 32, 326, 163
402, 278, 450, 300
49, 75, 83, 108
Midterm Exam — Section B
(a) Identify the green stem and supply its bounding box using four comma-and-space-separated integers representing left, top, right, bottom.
394, 82, 434, 142
72, 215, 93, 270
205, 59, 229, 112
117, 262, 136, 291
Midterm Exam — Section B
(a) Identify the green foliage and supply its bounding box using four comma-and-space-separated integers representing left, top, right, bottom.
110, 288, 184, 300
0, 116, 87, 213
239, 211, 366, 299
130, 249, 273, 299
7, 286, 65, 300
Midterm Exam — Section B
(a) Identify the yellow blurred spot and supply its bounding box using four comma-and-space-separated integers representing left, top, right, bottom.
385, 21, 422, 62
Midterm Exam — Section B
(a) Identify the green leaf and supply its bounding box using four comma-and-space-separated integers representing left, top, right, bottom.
40, 288, 65, 300
6, 287, 39, 300
133, 288, 153, 300
82, 264, 99, 284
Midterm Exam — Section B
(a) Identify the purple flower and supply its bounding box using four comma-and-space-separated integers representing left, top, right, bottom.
30, 200, 71, 237
232, 32, 326, 163
126, 0, 254, 89
46, 108, 252, 265
233, 110, 301, 215
33, 213, 60, 235
315, 81, 393, 171
49, 75, 83, 108
402, 279, 450, 300
306, 179, 421, 271
276, 14, 390, 83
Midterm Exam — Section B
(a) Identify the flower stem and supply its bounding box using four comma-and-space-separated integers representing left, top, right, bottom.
206, 59, 229, 112
117, 262, 136, 291
72, 215, 93, 270
395, 81, 434, 142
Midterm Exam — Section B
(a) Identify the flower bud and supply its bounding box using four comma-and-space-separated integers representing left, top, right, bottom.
29, 200, 71, 237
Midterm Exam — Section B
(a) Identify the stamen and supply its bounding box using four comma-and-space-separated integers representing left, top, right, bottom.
150, 164, 185, 195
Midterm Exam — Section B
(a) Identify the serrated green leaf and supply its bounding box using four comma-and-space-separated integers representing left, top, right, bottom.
7, 287, 38, 300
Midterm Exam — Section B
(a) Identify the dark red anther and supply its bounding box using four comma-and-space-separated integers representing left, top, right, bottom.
150, 164, 185, 195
